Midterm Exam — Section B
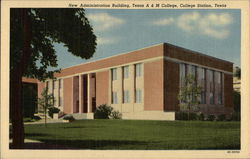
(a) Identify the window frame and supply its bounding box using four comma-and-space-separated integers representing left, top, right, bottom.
112, 92, 118, 104
135, 63, 142, 77
123, 90, 130, 103
135, 89, 142, 103
123, 66, 129, 79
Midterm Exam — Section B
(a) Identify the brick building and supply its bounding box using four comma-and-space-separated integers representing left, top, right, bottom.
34, 43, 233, 120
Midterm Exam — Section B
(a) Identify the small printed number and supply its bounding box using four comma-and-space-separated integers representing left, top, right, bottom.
227, 151, 240, 153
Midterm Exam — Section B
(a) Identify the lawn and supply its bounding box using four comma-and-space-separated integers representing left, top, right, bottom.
23, 120, 240, 150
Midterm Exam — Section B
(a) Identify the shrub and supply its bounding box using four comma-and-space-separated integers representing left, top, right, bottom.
58, 111, 65, 118
32, 115, 42, 121
197, 113, 205, 121
23, 117, 33, 122
230, 112, 241, 121
48, 107, 60, 118
94, 104, 113, 119
175, 112, 188, 120
110, 110, 122, 119
233, 91, 241, 112
189, 113, 198, 120
63, 114, 75, 122
23, 116, 41, 122
207, 114, 216, 121
217, 114, 226, 121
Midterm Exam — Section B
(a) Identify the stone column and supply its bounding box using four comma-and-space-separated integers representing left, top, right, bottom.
130, 64, 135, 112
87, 74, 91, 113
118, 67, 123, 112
79, 75, 82, 113
108, 70, 112, 105
71, 76, 74, 114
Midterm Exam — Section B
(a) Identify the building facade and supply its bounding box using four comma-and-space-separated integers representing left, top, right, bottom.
36, 43, 234, 120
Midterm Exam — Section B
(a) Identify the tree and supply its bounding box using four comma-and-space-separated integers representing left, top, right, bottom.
233, 66, 241, 79
10, 8, 96, 148
178, 74, 202, 120
233, 90, 241, 112
37, 88, 55, 127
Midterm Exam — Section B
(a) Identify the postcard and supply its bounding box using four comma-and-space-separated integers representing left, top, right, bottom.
1, 0, 249, 158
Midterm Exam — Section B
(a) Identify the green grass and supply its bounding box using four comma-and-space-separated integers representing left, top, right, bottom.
23, 120, 240, 150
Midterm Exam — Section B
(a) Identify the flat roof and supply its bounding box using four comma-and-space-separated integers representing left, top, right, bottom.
62, 42, 233, 71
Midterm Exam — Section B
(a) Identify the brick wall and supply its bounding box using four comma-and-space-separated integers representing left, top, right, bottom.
63, 77, 73, 114
144, 60, 164, 111
164, 60, 180, 111
164, 44, 233, 72
96, 71, 109, 106
54, 44, 164, 78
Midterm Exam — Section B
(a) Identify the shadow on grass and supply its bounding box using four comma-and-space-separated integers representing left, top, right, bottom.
59, 126, 103, 129
11, 130, 240, 150
25, 133, 50, 137
10, 139, 148, 149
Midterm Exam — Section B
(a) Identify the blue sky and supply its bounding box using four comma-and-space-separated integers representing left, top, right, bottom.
54, 9, 240, 69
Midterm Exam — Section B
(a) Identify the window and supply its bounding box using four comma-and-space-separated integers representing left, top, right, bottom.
197, 67, 206, 104
135, 89, 142, 103
207, 70, 214, 104
215, 72, 221, 84
112, 92, 118, 104
123, 90, 129, 103
123, 66, 129, 79
135, 63, 142, 77
179, 63, 186, 88
215, 71, 223, 104
111, 68, 117, 81
187, 65, 196, 76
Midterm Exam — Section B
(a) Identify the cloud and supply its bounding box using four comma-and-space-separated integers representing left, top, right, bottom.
97, 37, 120, 45
177, 12, 200, 32
87, 13, 125, 31
198, 13, 233, 38
152, 12, 233, 39
152, 17, 174, 26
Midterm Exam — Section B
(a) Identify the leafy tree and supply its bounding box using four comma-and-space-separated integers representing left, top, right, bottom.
10, 8, 96, 148
22, 83, 37, 118
233, 66, 241, 79
37, 88, 55, 127
233, 90, 241, 112
178, 74, 202, 120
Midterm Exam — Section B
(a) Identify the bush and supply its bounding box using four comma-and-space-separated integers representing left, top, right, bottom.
23, 117, 34, 122
197, 113, 205, 121
175, 112, 200, 120
23, 116, 41, 122
94, 104, 113, 119
217, 114, 226, 121
48, 107, 60, 118
32, 115, 42, 121
233, 91, 241, 112
63, 114, 75, 122
175, 112, 188, 120
110, 111, 122, 119
189, 113, 198, 120
230, 112, 241, 121
207, 114, 216, 121
58, 111, 65, 118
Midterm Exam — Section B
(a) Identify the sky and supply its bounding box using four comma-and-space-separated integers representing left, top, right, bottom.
54, 9, 241, 69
